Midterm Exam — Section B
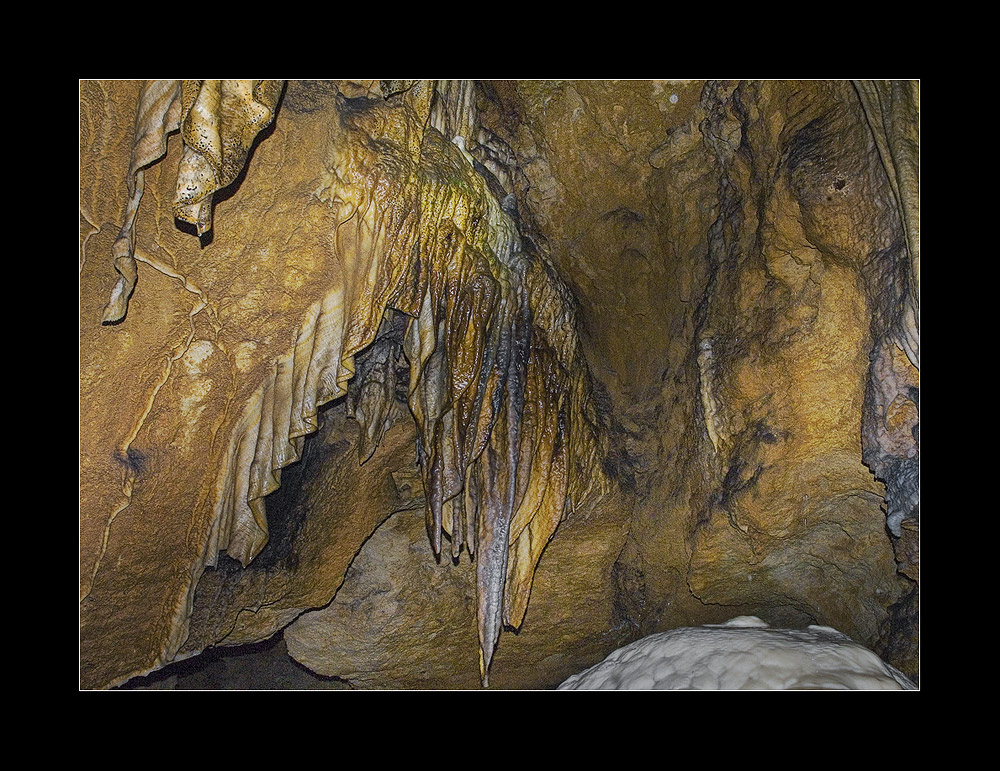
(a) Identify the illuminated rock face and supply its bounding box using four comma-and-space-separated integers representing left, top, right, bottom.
80, 80, 918, 690
680, 81, 912, 647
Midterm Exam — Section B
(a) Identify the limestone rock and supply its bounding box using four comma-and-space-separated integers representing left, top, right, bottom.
285, 488, 631, 689
596, 81, 916, 659
82, 80, 361, 688
180, 407, 419, 653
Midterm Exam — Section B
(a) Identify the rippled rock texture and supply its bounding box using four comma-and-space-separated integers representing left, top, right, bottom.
80, 80, 918, 689
558, 616, 914, 690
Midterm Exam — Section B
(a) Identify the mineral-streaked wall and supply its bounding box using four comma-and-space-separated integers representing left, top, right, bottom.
80, 80, 918, 689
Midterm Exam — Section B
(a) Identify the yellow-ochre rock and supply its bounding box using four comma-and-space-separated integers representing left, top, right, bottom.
82, 79, 918, 690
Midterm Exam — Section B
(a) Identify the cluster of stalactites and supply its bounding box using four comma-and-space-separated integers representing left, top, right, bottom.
334, 114, 608, 682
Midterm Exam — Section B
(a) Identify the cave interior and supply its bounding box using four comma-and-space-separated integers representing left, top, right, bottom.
79, 79, 919, 690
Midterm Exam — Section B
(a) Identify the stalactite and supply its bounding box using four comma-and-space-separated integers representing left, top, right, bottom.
101, 80, 182, 324
346, 310, 408, 464
102, 79, 282, 324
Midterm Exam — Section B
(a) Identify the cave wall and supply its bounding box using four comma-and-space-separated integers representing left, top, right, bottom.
80, 79, 918, 689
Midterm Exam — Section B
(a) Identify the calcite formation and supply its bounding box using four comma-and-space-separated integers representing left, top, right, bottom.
102, 80, 284, 325
81, 79, 919, 690
558, 616, 915, 690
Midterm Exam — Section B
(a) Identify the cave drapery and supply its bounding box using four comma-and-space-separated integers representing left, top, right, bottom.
80, 79, 918, 690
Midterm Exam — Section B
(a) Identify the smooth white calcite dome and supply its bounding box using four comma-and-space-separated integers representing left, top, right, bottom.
558, 616, 915, 690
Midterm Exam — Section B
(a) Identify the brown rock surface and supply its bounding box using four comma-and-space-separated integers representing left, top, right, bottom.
179, 407, 420, 653
82, 80, 355, 687
284, 487, 631, 689
81, 80, 919, 689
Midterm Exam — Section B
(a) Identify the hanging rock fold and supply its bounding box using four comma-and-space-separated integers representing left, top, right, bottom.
102, 80, 282, 324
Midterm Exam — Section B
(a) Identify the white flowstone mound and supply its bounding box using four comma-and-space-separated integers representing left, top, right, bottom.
558, 616, 916, 690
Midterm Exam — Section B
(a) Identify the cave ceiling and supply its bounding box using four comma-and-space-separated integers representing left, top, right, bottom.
79, 79, 919, 689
